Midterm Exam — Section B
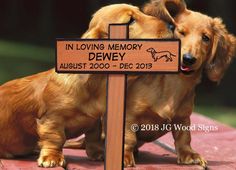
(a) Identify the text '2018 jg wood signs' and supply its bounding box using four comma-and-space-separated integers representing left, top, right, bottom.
56, 39, 180, 73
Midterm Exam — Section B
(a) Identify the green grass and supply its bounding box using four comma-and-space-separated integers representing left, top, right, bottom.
0, 40, 53, 83
195, 105, 236, 127
0, 40, 53, 62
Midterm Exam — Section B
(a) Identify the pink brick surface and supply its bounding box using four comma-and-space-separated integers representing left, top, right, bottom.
0, 113, 235, 170
158, 114, 236, 170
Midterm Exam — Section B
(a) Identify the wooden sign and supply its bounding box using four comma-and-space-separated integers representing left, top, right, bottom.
56, 41, 180, 73
105, 25, 127, 170
56, 24, 180, 170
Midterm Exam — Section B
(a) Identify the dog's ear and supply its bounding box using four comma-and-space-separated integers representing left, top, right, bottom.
82, 27, 100, 38
82, 24, 108, 39
206, 18, 236, 83
143, 0, 187, 24
82, 4, 138, 39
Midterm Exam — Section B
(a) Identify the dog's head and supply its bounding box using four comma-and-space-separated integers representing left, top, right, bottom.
146, 47, 156, 53
82, 4, 174, 39
144, 0, 236, 82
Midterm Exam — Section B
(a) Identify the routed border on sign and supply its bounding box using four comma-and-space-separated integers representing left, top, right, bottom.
56, 39, 180, 74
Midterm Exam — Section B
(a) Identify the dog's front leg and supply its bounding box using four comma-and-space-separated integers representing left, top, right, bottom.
172, 116, 207, 168
37, 117, 66, 168
85, 118, 104, 161
124, 121, 137, 167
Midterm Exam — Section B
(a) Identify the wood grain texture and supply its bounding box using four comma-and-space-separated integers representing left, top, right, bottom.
105, 24, 127, 170
56, 40, 179, 73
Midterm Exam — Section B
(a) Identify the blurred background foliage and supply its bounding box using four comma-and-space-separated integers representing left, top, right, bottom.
0, 0, 235, 126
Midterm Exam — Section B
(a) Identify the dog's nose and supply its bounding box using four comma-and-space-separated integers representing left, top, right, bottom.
183, 53, 196, 65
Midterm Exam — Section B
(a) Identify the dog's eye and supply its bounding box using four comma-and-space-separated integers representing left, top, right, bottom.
202, 34, 210, 42
168, 23, 175, 32
177, 28, 185, 36
179, 30, 185, 36
127, 17, 135, 25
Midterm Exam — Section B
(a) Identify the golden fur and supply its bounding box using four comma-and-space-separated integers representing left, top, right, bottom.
0, 4, 173, 168
64, 1, 236, 168
119, 0, 236, 167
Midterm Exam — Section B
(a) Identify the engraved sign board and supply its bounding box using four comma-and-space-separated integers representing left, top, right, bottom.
56, 24, 180, 170
56, 40, 180, 73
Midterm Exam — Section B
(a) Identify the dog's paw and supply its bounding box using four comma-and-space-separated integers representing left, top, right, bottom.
87, 151, 104, 161
177, 150, 207, 168
124, 151, 135, 167
86, 145, 104, 161
37, 149, 66, 168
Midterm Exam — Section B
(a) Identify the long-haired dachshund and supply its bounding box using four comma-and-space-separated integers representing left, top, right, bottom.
120, 0, 236, 168
64, 1, 236, 168
0, 4, 174, 168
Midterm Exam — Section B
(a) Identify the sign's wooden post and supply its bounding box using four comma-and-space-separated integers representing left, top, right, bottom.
56, 24, 180, 170
105, 24, 128, 170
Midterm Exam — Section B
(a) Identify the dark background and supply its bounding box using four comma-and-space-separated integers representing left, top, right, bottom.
1, 0, 236, 47
0, 0, 236, 125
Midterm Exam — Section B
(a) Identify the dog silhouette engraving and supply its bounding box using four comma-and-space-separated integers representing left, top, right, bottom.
147, 47, 176, 62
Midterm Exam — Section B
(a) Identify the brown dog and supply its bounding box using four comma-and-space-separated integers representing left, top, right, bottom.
64, 1, 236, 168
0, 4, 173, 168
120, 0, 236, 168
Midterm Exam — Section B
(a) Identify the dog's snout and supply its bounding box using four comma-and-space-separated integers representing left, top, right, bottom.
183, 53, 197, 65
